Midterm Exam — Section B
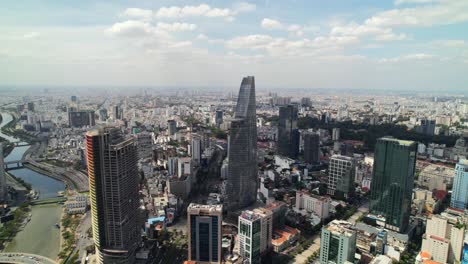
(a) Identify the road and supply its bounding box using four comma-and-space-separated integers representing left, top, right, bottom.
71, 212, 93, 260
0, 253, 58, 264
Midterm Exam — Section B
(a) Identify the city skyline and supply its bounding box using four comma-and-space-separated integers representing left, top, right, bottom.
1, 0, 468, 90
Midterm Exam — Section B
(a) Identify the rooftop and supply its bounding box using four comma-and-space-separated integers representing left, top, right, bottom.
380, 136, 415, 146
325, 220, 355, 236
187, 203, 223, 214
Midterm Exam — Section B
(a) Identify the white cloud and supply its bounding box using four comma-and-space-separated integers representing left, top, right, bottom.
154, 3, 253, 21
122, 8, 153, 20
394, 0, 441, 5
261, 18, 284, 30
226, 34, 274, 49
366, 0, 468, 27
156, 22, 197, 32
375, 32, 409, 41
233, 2, 256, 12
108, 20, 153, 37
196, 34, 225, 44
226, 34, 358, 57
23, 32, 41, 39
379, 53, 435, 62
432, 40, 466, 47
261, 19, 313, 37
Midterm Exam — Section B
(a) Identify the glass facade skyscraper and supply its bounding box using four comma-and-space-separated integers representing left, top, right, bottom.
278, 105, 299, 159
226, 76, 258, 210
303, 132, 320, 164
451, 159, 468, 210
369, 137, 417, 233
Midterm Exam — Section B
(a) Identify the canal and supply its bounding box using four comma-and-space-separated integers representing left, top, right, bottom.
1, 113, 64, 259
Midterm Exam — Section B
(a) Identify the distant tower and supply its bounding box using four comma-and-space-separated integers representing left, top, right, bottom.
451, 160, 468, 210
226, 76, 258, 210
0, 143, 6, 201
86, 127, 140, 263
278, 105, 299, 159
369, 137, 417, 233
215, 110, 223, 128
187, 203, 223, 264
303, 132, 320, 164
167, 120, 177, 136
191, 134, 202, 164
114, 105, 120, 120
332, 128, 340, 141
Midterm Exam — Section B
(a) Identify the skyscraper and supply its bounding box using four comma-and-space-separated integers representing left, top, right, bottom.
369, 137, 417, 232
332, 128, 340, 141
277, 105, 299, 159
319, 220, 356, 264
328, 155, 355, 198
191, 134, 202, 164
303, 132, 320, 164
0, 143, 6, 201
451, 159, 468, 210
187, 203, 223, 264
167, 119, 177, 136
226, 76, 258, 210
86, 127, 140, 263
215, 110, 223, 128
114, 105, 121, 120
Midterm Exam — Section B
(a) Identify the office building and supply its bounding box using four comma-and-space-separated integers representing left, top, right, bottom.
187, 203, 223, 264
167, 120, 177, 136
328, 155, 355, 198
295, 191, 330, 220
301, 97, 311, 107
215, 110, 223, 127
319, 220, 356, 264
68, 111, 95, 128
416, 119, 436, 136
226, 76, 257, 210
99, 109, 108, 121
369, 137, 417, 232
303, 132, 320, 164
86, 127, 140, 263
277, 105, 299, 159
27, 102, 34, 112
114, 105, 121, 120
136, 132, 152, 160
191, 134, 202, 164
421, 214, 466, 263
451, 160, 468, 210
332, 128, 340, 141
0, 143, 6, 201
238, 208, 273, 264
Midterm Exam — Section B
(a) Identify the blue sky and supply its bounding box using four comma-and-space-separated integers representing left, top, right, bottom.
1, 0, 467, 90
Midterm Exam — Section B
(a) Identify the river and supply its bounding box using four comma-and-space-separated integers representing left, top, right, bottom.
0, 113, 64, 259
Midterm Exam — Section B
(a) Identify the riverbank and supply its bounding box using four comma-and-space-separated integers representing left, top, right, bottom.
0, 112, 65, 261
0, 204, 31, 250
